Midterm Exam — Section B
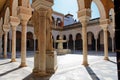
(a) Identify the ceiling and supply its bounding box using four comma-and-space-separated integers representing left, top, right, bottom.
0, 0, 6, 12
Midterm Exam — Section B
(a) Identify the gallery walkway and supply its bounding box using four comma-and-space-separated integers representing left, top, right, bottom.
0, 51, 117, 80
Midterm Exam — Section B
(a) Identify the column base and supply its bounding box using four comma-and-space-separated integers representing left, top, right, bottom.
82, 61, 89, 67
104, 57, 109, 61
32, 70, 48, 77
19, 62, 27, 67
10, 58, 16, 62
46, 50, 57, 74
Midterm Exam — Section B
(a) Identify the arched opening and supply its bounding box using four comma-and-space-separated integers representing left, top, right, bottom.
56, 35, 60, 49
63, 35, 67, 49
68, 34, 73, 50
91, 0, 106, 19
16, 31, 21, 51
27, 32, 34, 51
91, 1, 100, 19
75, 33, 82, 50
87, 32, 95, 51
52, 36, 55, 48
97, 30, 104, 51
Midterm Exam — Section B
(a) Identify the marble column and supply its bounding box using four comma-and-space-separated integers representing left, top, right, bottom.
0, 18, 3, 56
78, 9, 90, 66
73, 40, 75, 53
81, 20, 89, 66
10, 16, 20, 62
3, 24, 10, 58
19, 20, 27, 67
11, 26, 16, 62
32, 10, 47, 75
112, 37, 115, 52
95, 39, 98, 52
0, 36, 3, 56
18, 5, 32, 67
103, 26, 109, 60
3, 31, 8, 58
34, 39, 36, 51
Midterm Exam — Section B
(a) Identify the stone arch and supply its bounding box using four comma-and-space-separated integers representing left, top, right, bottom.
12, 0, 18, 16
27, 32, 34, 51
4, 7, 10, 25
92, 0, 106, 19
75, 33, 82, 50
87, 32, 95, 50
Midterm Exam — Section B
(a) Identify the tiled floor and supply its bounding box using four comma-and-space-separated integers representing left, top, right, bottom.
0, 51, 118, 80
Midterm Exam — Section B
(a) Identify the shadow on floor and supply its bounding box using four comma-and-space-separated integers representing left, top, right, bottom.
0, 67, 20, 76
0, 61, 11, 65
85, 66, 100, 80
23, 73, 52, 80
108, 60, 117, 64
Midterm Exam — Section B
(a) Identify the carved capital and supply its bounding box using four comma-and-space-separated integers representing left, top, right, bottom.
18, 6, 32, 21
10, 16, 20, 27
78, 9, 91, 20
101, 26, 108, 31
100, 19, 110, 31
3, 24, 10, 32
100, 19, 110, 26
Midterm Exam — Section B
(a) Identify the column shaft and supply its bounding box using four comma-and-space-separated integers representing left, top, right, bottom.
103, 29, 109, 60
4, 32, 8, 58
20, 21, 27, 67
11, 26, 16, 62
38, 15, 46, 73
34, 39, 36, 51
0, 38, 2, 55
112, 38, 115, 52
95, 39, 98, 52
82, 22, 88, 66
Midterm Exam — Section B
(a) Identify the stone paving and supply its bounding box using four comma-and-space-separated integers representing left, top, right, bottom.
0, 51, 118, 80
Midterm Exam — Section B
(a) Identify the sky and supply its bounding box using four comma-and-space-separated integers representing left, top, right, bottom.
30, 0, 100, 20
52, 0, 100, 20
